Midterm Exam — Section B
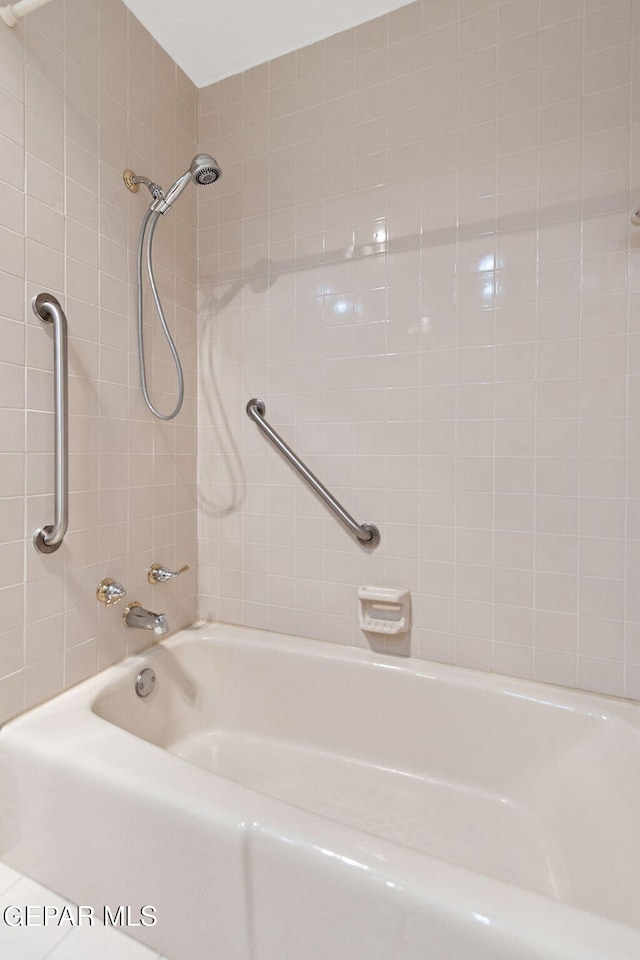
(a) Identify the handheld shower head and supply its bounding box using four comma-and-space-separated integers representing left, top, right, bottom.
153, 153, 222, 215
130, 150, 222, 421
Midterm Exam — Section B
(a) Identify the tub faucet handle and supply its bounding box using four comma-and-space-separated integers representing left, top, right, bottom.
96, 578, 127, 606
148, 563, 190, 584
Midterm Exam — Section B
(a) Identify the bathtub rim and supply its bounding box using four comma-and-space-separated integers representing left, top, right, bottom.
3, 621, 639, 732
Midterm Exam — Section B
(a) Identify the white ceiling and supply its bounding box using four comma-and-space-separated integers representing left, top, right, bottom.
122, 0, 416, 88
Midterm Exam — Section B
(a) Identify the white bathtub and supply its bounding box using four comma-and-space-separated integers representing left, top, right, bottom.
1, 621, 640, 959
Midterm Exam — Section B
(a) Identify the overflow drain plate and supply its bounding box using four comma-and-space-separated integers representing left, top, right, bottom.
135, 667, 156, 698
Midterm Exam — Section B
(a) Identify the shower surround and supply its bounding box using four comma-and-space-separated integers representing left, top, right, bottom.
197, 0, 640, 700
0, 0, 637, 724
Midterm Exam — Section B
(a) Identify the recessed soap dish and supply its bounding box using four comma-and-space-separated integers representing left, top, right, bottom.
358, 586, 411, 636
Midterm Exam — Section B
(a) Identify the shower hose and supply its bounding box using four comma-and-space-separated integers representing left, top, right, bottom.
136, 206, 184, 421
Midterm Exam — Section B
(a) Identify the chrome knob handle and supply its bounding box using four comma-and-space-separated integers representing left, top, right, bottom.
148, 563, 190, 584
96, 578, 127, 605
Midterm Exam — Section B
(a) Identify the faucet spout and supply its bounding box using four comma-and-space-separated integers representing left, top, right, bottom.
123, 601, 169, 637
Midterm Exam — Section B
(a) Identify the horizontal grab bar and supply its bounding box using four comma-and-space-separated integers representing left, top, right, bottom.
33, 293, 68, 554
246, 398, 380, 549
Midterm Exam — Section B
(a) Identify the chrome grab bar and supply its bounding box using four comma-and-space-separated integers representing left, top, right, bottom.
246, 398, 380, 549
33, 293, 68, 554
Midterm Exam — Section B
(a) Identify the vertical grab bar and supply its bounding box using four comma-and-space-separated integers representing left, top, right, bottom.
33, 293, 68, 554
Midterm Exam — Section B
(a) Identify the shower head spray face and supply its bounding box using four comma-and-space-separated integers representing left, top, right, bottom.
190, 154, 222, 185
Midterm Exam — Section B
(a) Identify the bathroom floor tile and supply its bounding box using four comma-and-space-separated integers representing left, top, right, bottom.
45, 922, 163, 959
0, 877, 71, 958
0, 860, 21, 894
0, 868, 166, 960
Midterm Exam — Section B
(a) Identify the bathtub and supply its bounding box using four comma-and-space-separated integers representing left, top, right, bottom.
1, 622, 640, 959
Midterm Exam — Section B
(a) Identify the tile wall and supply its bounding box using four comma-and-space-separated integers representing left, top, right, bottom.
0, 0, 637, 719
0, 0, 198, 723
197, 0, 640, 699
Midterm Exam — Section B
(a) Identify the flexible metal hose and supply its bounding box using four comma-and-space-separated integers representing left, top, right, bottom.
136, 207, 184, 420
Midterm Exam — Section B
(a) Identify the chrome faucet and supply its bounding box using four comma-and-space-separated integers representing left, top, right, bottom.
122, 601, 169, 637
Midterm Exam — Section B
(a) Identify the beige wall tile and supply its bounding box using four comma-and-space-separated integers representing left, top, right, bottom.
0, 0, 197, 721
196, 1, 640, 702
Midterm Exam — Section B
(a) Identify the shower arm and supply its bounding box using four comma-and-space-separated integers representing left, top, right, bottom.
123, 169, 164, 201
